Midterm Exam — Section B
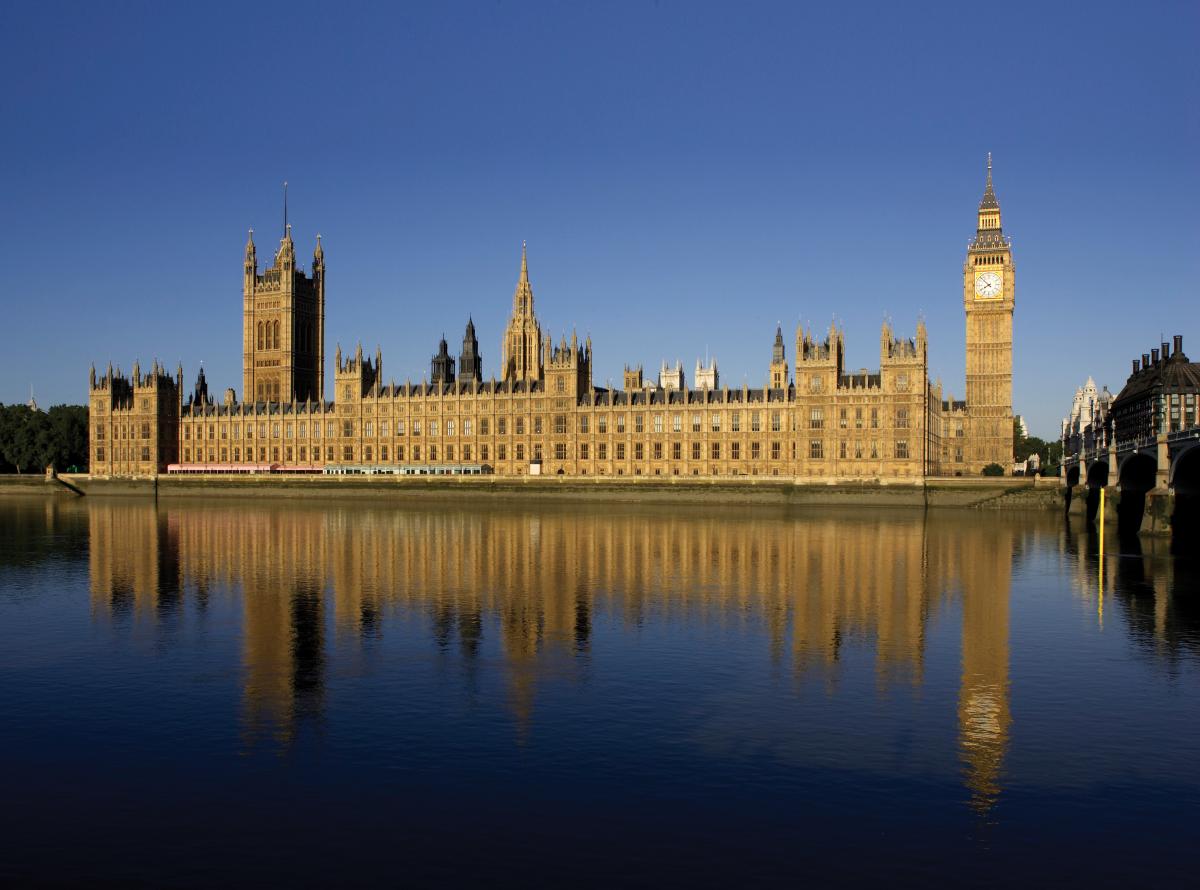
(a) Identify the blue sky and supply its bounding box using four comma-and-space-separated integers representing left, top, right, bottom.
2, 0, 1197, 438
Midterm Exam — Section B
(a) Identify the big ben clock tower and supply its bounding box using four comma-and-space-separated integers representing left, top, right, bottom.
963, 154, 1015, 472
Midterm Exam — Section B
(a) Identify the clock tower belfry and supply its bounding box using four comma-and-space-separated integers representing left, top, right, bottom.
962, 154, 1015, 472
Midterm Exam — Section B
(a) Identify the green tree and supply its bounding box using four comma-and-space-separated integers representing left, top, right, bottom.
0, 403, 89, 473
981, 462, 1005, 477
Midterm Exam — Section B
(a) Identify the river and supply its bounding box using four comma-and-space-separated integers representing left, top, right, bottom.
0, 496, 1196, 886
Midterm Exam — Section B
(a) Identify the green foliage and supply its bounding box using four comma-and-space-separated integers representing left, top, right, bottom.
981, 462, 1006, 477
0, 404, 89, 474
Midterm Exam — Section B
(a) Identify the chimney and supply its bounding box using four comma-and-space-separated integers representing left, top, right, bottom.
1151, 348, 1160, 364
1132, 359, 1140, 374
1162, 340, 1171, 360
1143, 353, 1151, 368
1174, 334, 1183, 355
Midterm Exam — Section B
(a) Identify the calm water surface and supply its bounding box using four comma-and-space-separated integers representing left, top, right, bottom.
0, 496, 1196, 887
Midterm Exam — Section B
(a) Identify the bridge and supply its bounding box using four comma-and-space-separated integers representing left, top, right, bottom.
1063, 427, 1200, 536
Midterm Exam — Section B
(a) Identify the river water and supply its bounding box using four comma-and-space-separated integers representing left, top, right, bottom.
0, 496, 1196, 887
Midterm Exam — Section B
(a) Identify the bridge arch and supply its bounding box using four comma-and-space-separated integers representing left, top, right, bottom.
1171, 444, 1200, 545
1066, 464, 1080, 488
1086, 462, 1109, 488
1117, 452, 1157, 537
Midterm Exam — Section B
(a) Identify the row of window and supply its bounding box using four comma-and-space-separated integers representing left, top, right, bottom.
93, 423, 152, 441
178, 438, 912, 465
177, 406, 915, 441
94, 446, 150, 463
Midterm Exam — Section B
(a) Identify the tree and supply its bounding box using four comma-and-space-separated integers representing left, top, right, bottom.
0, 403, 89, 473
981, 462, 1005, 477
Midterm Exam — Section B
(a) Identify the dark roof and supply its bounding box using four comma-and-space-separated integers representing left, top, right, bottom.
1114, 348, 1200, 407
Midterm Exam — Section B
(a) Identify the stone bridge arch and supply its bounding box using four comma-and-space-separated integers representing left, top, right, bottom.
1170, 444, 1200, 544
1116, 452, 1157, 536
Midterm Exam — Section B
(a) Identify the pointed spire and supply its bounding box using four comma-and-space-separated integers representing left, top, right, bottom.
314, 232, 323, 262
246, 228, 255, 254
979, 152, 999, 210
283, 180, 289, 238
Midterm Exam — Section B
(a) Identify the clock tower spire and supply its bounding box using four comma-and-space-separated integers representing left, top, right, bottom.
962, 154, 1015, 473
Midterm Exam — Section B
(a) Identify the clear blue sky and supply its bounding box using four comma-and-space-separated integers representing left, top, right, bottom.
2, 1, 1197, 439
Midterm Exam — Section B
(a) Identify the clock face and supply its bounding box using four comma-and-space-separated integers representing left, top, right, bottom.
975, 271, 1003, 298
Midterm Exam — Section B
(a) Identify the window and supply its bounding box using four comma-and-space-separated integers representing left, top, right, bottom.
429, 421, 438, 436
380, 421, 388, 437
771, 412, 781, 432
580, 443, 589, 459
141, 447, 150, 462
855, 408, 863, 429
691, 413, 702, 432
554, 415, 566, 435
870, 441, 879, 459
272, 423, 280, 439
364, 421, 373, 437
711, 442, 721, 460
870, 408, 879, 429
634, 443, 644, 460
731, 442, 740, 460
555, 443, 566, 460
896, 408, 909, 429
616, 443, 626, 460
516, 443, 525, 460
635, 414, 644, 433
896, 440, 909, 459
579, 416, 590, 434
327, 422, 336, 437
839, 408, 848, 429
397, 445, 405, 460
497, 444, 506, 461
771, 442, 781, 460
751, 412, 761, 432
810, 375, 823, 392
617, 415, 626, 433
598, 415, 608, 434
653, 442, 663, 460
446, 445, 454, 460
730, 412, 740, 432
480, 445, 488, 461
343, 421, 353, 437
364, 446, 373, 461
515, 417, 525, 435
533, 417, 542, 435
598, 443, 607, 460
412, 420, 422, 436
673, 442, 682, 460
751, 442, 761, 459
653, 414, 663, 433
556, 376, 565, 393
395, 420, 404, 436
711, 413, 721, 432
692, 442, 701, 460
479, 418, 488, 435
840, 441, 847, 459
430, 446, 438, 461
343, 445, 354, 460
810, 408, 824, 429
497, 417, 506, 435
446, 420, 455, 436
463, 444, 471, 461
670, 414, 681, 433
809, 440, 823, 459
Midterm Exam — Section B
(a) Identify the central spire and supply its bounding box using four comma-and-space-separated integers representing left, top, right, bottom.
513, 240, 534, 314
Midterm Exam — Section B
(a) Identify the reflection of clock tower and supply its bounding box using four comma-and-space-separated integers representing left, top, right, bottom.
963, 154, 1014, 472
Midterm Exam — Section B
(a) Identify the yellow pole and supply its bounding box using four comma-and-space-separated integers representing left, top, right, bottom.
1098, 487, 1105, 628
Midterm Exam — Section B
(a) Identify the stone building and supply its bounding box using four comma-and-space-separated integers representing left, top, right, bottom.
89, 158, 1016, 479
1061, 376, 1113, 462
1112, 335, 1200, 447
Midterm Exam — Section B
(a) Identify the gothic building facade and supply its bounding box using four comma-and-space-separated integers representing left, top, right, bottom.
88, 160, 1015, 479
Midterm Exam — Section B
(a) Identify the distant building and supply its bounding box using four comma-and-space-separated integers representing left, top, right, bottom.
1061, 376, 1113, 461
695, 357, 719, 391
658, 361, 685, 391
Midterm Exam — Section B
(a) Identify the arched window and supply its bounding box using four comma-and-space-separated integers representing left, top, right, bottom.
272, 320, 280, 349
257, 322, 264, 349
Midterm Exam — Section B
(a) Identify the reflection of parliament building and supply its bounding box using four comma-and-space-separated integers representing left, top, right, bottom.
87, 500, 1017, 811
88, 159, 1014, 479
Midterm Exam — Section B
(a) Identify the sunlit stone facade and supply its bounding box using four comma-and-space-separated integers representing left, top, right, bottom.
88, 161, 1015, 479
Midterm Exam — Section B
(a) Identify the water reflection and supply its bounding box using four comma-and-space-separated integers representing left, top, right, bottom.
77, 499, 1197, 814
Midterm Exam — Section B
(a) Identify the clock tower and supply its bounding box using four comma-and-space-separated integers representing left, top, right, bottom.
963, 154, 1015, 473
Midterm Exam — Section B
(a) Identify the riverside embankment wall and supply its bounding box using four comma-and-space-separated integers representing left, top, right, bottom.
27, 474, 1067, 511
